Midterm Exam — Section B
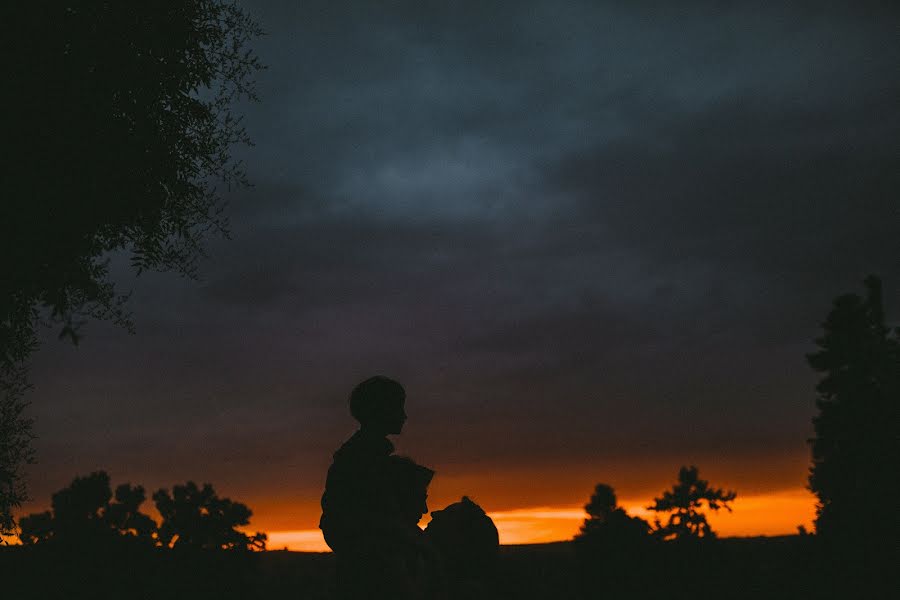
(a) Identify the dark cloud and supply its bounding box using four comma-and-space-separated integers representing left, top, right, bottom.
22, 1, 900, 524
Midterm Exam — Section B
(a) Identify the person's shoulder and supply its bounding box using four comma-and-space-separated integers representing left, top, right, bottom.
335, 430, 394, 461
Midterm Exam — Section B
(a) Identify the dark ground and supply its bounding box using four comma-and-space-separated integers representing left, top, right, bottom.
2, 536, 894, 599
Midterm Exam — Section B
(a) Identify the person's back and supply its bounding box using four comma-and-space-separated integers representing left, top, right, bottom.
320, 428, 394, 551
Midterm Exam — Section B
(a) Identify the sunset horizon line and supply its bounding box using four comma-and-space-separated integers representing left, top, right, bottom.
265, 486, 816, 552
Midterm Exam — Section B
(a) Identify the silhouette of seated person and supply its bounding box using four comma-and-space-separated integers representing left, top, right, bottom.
321, 376, 422, 598
382, 455, 444, 599
425, 497, 499, 599
320, 376, 407, 552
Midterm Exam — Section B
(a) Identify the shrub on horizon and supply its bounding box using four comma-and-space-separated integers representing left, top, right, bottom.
153, 481, 266, 552
18, 472, 266, 552
647, 466, 736, 541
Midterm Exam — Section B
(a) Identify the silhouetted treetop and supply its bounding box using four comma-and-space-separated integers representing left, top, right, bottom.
106, 483, 158, 540
807, 275, 899, 546
574, 484, 652, 595
19, 473, 266, 552
153, 481, 266, 551
648, 466, 736, 541
575, 483, 650, 547
5, 1, 263, 351
18, 471, 157, 545
583, 484, 618, 523
51, 471, 113, 538
17, 510, 53, 546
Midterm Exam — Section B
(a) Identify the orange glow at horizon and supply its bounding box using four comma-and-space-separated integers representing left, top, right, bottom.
263, 487, 816, 552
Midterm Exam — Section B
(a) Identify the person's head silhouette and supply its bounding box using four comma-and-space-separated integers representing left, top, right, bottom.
349, 376, 407, 436
425, 497, 499, 583
387, 456, 434, 525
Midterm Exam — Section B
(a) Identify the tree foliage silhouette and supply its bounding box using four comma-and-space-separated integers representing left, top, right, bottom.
1, 2, 263, 532
575, 483, 650, 546
18, 471, 157, 545
648, 466, 736, 541
807, 276, 899, 545
0, 364, 33, 538
106, 482, 159, 540
19, 473, 266, 553
573, 484, 651, 597
17, 509, 54, 546
153, 482, 266, 551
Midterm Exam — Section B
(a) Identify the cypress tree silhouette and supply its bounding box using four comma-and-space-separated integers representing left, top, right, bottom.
807, 276, 899, 549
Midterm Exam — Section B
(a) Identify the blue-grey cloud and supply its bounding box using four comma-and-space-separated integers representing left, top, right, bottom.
22, 1, 900, 514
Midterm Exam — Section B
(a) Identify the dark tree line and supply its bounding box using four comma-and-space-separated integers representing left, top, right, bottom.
18, 471, 266, 551
576, 465, 736, 546
575, 275, 898, 556
573, 467, 736, 597
573, 276, 897, 598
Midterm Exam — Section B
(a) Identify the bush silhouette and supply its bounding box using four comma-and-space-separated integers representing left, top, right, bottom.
18, 471, 156, 545
575, 483, 651, 547
153, 481, 266, 551
17, 509, 53, 545
15, 473, 265, 600
573, 484, 652, 597
106, 483, 159, 540
18, 472, 266, 553
648, 466, 736, 541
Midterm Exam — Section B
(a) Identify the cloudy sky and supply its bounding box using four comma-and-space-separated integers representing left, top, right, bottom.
22, 1, 899, 546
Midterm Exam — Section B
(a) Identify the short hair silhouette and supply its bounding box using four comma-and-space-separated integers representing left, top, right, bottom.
349, 375, 406, 424
425, 496, 499, 582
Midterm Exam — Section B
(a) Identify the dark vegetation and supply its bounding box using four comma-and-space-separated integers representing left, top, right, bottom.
1, 1, 896, 596
7, 472, 266, 600
17, 471, 266, 550
1, 1, 263, 533
806, 276, 899, 554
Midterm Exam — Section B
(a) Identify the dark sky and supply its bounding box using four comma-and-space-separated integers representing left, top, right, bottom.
23, 1, 899, 531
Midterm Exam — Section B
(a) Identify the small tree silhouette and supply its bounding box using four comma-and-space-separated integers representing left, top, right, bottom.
153, 482, 266, 551
574, 484, 652, 597
648, 466, 736, 541
50, 471, 114, 541
575, 483, 650, 544
18, 471, 157, 545
583, 484, 618, 523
